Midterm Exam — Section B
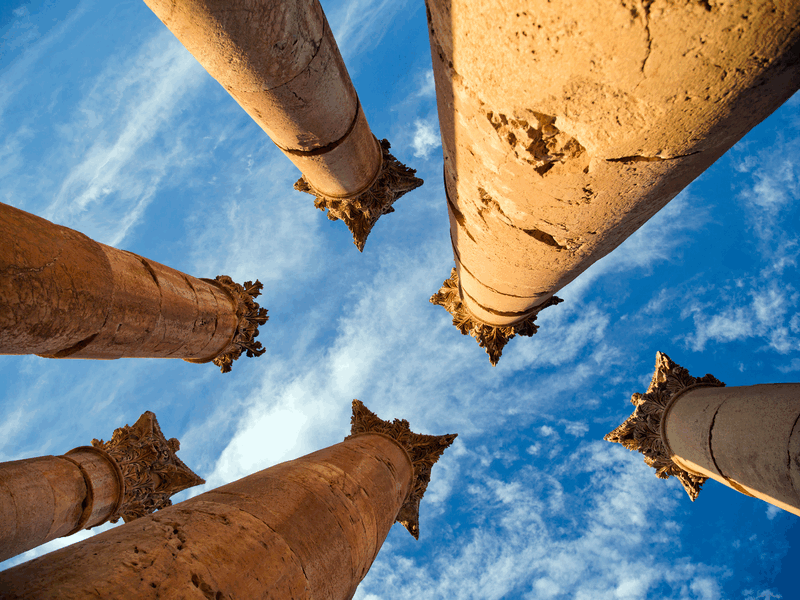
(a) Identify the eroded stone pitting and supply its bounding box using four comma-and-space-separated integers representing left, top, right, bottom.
485, 109, 587, 174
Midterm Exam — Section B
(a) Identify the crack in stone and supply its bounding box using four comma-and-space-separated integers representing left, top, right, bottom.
641, 0, 654, 74
606, 150, 700, 163
0, 251, 61, 277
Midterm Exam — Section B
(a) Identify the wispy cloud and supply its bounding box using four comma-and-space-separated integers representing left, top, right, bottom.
683, 281, 799, 353
327, 0, 413, 63
355, 442, 724, 600
39, 31, 209, 246
733, 136, 800, 275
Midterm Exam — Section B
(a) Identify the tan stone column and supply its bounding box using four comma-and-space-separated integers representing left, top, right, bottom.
142, 0, 423, 251
427, 0, 800, 363
605, 352, 800, 516
0, 412, 203, 563
0, 202, 268, 372
0, 401, 456, 599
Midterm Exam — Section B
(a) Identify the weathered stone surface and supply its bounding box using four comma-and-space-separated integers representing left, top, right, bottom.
0, 411, 201, 563
90, 411, 205, 524
606, 352, 800, 516
0, 202, 267, 371
426, 0, 800, 358
0, 403, 458, 599
295, 139, 424, 251
144, 0, 422, 249
665, 382, 800, 516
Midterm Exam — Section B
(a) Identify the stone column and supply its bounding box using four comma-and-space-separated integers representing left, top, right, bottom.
605, 352, 800, 516
0, 202, 268, 372
142, 0, 423, 251
427, 0, 800, 364
0, 401, 456, 599
0, 411, 203, 563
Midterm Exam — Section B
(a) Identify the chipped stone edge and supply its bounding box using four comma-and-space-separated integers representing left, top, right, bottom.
188, 276, 269, 373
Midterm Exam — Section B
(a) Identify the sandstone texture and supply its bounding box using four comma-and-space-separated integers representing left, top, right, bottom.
665, 383, 800, 516
426, 0, 800, 328
0, 435, 413, 600
0, 202, 265, 369
0, 412, 202, 563
143, 0, 423, 250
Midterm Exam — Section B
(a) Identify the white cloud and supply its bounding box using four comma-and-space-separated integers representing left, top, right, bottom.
411, 118, 440, 158
355, 442, 724, 600
684, 282, 799, 353
327, 0, 411, 63
416, 70, 436, 99
734, 138, 800, 275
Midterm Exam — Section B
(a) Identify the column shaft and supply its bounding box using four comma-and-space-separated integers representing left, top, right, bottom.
0, 456, 88, 562
142, 0, 422, 250
143, 0, 380, 197
663, 383, 800, 516
0, 202, 266, 371
427, 0, 800, 360
0, 412, 203, 563
0, 449, 122, 562
0, 434, 413, 599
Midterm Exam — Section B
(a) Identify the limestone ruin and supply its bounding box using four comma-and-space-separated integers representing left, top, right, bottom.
1, 0, 799, 597
0, 401, 456, 599
606, 352, 800, 516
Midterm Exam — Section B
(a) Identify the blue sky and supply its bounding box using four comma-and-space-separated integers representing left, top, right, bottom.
1, 0, 799, 598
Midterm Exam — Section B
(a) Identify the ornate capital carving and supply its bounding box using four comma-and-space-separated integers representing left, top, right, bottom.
294, 139, 423, 252
92, 411, 205, 524
604, 352, 725, 500
207, 276, 269, 373
430, 267, 563, 365
347, 400, 456, 539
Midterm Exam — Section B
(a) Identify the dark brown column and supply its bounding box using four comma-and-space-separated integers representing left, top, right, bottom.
427, 0, 800, 363
605, 352, 800, 516
142, 0, 423, 251
0, 202, 268, 372
0, 412, 203, 563
0, 401, 456, 600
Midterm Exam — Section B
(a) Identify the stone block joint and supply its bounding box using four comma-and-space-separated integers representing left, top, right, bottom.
430, 267, 563, 365
604, 352, 725, 500
294, 139, 424, 251
347, 399, 456, 539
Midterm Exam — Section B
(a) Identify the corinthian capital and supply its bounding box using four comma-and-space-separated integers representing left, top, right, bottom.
295, 139, 423, 252
430, 267, 562, 365
347, 400, 456, 539
206, 276, 269, 373
604, 352, 725, 500
92, 411, 204, 523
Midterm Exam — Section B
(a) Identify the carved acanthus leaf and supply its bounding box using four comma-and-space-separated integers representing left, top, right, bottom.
208, 276, 269, 373
430, 267, 563, 365
92, 411, 205, 523
604, 352, 725, 501
294, 139, 423, 251
347, 400, 457, 540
